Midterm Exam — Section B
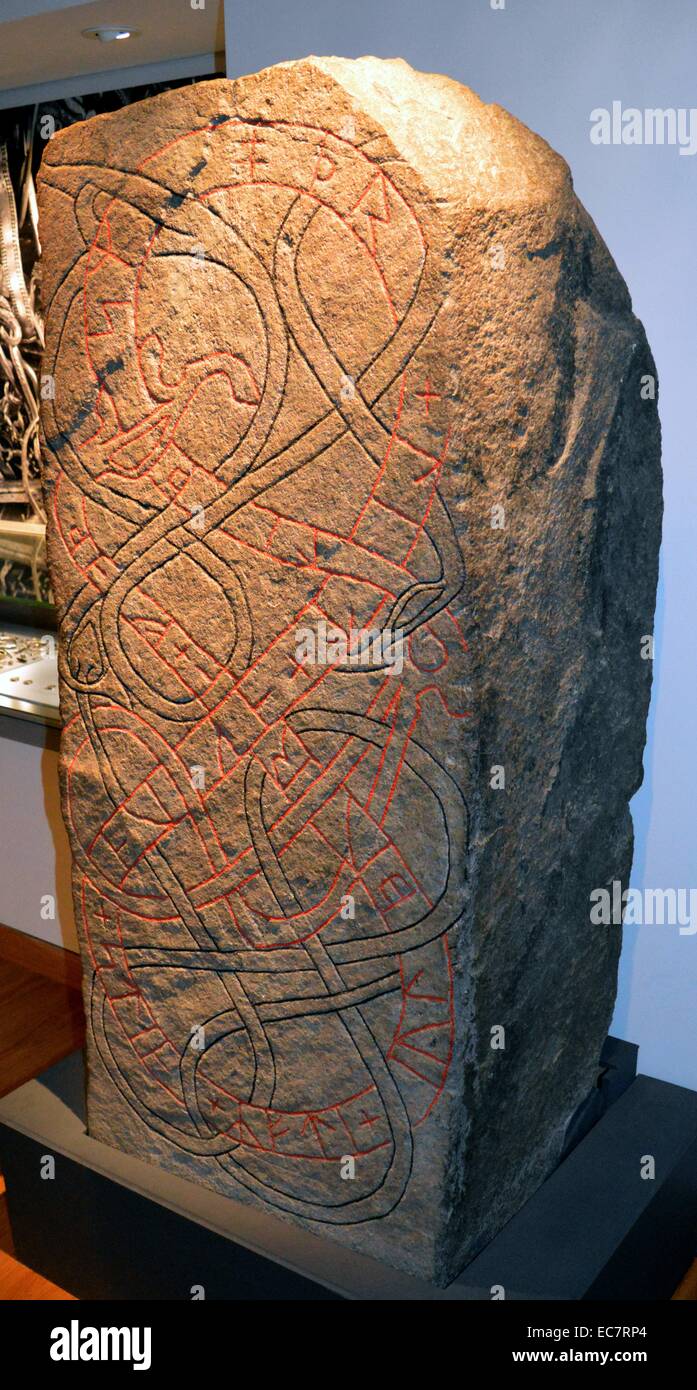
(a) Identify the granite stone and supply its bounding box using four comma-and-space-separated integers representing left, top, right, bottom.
38, 58, 662, 1284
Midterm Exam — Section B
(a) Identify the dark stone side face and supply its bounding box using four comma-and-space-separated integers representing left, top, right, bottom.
37, 58, 661, 1285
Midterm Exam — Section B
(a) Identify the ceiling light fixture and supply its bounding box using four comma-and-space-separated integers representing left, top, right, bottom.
82, 27, 138, 42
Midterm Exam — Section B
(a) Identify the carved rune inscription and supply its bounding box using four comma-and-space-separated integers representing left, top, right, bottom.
41, 112, 470, 1227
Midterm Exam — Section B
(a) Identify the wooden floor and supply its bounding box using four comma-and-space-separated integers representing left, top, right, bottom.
0, 958, 84, 1100
0, 945, 694, 1301
0, 947, 84, 1299
673, 1258, 697, 1300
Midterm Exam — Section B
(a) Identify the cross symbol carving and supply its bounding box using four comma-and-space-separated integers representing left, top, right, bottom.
238, 128, 268, 180
416, 378, 442, 415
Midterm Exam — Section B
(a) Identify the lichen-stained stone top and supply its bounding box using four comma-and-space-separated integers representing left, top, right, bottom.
38, 58, 661, 1285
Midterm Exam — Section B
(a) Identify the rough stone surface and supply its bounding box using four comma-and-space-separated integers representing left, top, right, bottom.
38, 58, 662, 1285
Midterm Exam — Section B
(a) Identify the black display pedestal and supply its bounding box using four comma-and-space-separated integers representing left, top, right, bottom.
0, 1051, 696, 1300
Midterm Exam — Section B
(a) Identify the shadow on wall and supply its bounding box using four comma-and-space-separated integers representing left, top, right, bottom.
41, 729, 76, 953
612, 556, 665, 1040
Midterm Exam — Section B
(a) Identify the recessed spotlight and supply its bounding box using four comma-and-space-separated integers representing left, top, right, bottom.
82, 27, 138, 42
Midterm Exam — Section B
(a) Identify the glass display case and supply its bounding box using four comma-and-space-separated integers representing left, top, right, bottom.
0, 622, 58, 725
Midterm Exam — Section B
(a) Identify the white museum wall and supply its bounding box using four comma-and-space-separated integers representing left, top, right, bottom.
0, 720, 77, 951
226, 0, 696, 1090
